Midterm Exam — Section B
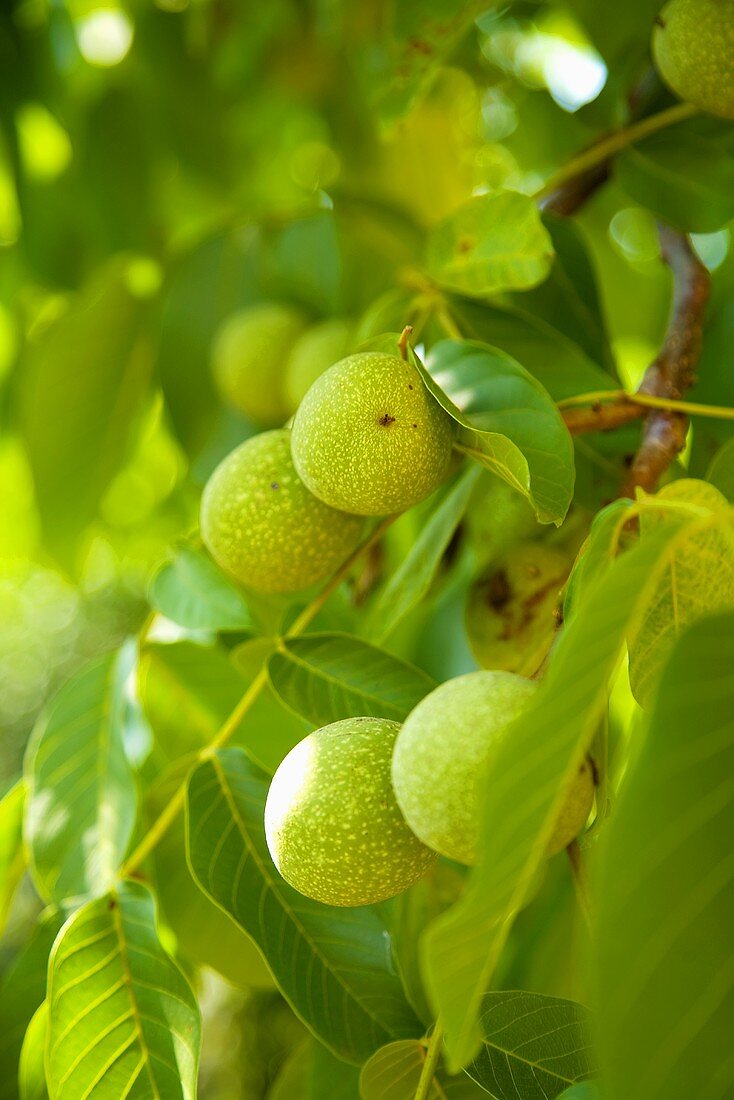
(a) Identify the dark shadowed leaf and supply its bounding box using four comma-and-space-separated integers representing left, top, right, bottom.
268, 1039, 360, 1100
187, 749, 421, 1063
0, 910, 65, 1100
596, 613, 734, 1100
616, 127, 734, 234
466, 991, 596, 1099
268, 633, 435, 727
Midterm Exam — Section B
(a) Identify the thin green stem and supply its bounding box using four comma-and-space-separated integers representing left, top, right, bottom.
120, 516, 396, 879
557, 388, 734, 422
415, 1022, 445, 1100
536, 102, 699, 200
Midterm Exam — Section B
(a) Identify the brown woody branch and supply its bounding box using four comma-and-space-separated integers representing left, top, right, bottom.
620, 227, 710, 496
540, 160, 611, 217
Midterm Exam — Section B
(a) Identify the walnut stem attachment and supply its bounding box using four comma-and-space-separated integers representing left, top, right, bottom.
398, 325, 414, 360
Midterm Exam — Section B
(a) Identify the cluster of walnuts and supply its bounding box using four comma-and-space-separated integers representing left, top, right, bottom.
200, 304, 594, 907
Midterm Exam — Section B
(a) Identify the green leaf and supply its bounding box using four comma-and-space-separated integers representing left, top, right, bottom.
373, 1, 489, 118
150, 547, 255, 632
421, 340, 574, 524
448, 299, 614, 402
367, 467, 479, 644
596, 613, 734, 1100
422, 515, 716, 1069
0, 911, 65, 1100
268, 633, 436, 727
707, 438, 734, 502
46, 881, 201, 1099
186, 749, 421, 1063
139, 639, 305, 772
151, 783, 274, 991
139, 640, 244, 760
563, 500, 634, 623
360, 1039, 484, 1099
465, 992, 596, 1099
17, 262, 152, 561
268, 1039, 360, 1100
508, 214, 616, 376
18, 1002, 47, 1100
426, 192, 554, 297
616, 127, 734, 234
0, 781, 26, 937
557, 1087, 601, 1100
628, 483, 734, 706
24, 652, 137, 903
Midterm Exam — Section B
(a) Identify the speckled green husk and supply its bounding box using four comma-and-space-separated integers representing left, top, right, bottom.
653, 0, 734, 119
264, 717, 436, 907
200, 430, 363, 594
291, 352, 456, 516
283, 318, 352, 411
547, 757, 596, 856
393, 671, 538, 865
212, 302, 306, 426
465, 543, 569, 675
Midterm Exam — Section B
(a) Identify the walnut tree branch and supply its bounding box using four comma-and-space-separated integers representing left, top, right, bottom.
620, 227, 710, 496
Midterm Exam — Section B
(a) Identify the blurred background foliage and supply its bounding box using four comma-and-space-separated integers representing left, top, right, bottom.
1, 1, 732, 1095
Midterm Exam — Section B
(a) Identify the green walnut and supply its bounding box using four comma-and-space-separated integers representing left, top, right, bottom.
291, 352, 456, 515
200, 430, 363, 594
392, 671, 594, 865
264, 717, 436, 906
547, 756, 596, 856
465, 543, 569, 676
284, 318, 352, 411
652, 0, 734, 119
212, 302, 306, 426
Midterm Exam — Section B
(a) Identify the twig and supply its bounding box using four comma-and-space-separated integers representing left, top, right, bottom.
415, 1021, 445, 1100
621, 227, 710, 496
536, 102, 698, 208
120, 516, 397, 879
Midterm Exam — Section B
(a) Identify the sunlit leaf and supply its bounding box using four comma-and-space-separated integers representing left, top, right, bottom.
24, 652, 137, 903
421, 340, 574, 524
596, 613, 734, 1100
628, 482, 734, 706
150, 546, 255, 632
0, 781, 26, 937
186, 749, 421, 1063
18, 1001, 47, 1100
46, 882, 200, 1099
465, 991, 596, 1099
268, 633, 435, 727
426, 192, 554, 297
